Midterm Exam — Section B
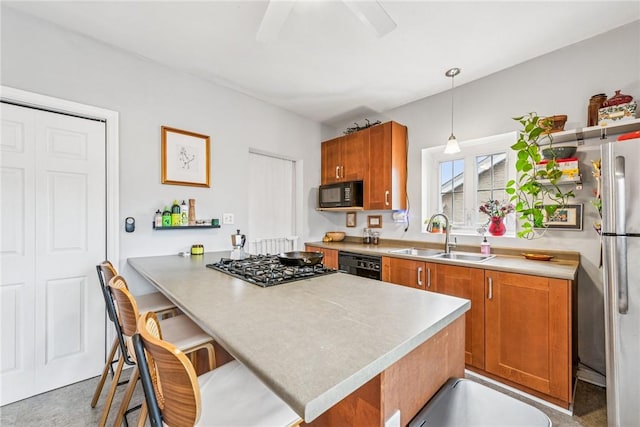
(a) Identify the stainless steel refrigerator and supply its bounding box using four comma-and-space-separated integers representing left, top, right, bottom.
601, 138, 640, 427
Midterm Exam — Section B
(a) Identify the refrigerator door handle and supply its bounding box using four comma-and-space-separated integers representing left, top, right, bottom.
614, 156, 629, 314
615, 156, 626, 234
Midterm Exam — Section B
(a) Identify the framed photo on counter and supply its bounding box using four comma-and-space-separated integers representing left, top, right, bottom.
161, 126, 210, 187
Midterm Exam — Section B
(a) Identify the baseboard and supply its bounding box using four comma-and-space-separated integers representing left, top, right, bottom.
576, 365, 606, 387
464, 369, 574, 416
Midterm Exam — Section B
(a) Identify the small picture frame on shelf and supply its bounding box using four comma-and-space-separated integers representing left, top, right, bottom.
540, 204, 583, 230
367, 215, 382, 228
346, 212, 357, 227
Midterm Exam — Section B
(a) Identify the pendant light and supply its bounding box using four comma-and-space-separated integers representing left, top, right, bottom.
444, 67, 461, 154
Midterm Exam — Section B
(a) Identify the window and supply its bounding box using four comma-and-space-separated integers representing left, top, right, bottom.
422, 132, 517, 236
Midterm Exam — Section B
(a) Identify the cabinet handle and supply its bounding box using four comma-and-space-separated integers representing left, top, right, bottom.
341, 165, 344, 179
426, 267, 431, 288
335, 166, 340, 180
487, 276, 493, 300
417, 267, 423, 287
385, 190, 390, 206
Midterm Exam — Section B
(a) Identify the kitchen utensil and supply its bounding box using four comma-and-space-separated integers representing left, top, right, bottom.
522, 253, 554, 261
325, 231, 345, 242
277, 251, 324, 266
230, 229, 246, 260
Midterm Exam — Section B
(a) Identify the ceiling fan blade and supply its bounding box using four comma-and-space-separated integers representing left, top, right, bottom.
256, 0, 296, 43
343, 0, 397, 37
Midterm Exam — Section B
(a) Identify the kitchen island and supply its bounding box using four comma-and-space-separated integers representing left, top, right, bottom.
128, 252, 470, 425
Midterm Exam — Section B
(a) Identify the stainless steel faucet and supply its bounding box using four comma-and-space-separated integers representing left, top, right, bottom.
426, 213, 457, 254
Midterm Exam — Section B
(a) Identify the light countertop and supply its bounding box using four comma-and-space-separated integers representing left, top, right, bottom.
306, 241, 579, 280
128, 252, 470, 422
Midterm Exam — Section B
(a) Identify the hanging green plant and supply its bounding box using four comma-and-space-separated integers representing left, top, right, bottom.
506, 113, 575, 239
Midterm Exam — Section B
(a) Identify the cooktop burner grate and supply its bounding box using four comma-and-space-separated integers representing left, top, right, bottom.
206, 254, 337, 287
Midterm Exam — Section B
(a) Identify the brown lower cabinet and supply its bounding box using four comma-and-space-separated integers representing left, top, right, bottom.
305, 245, 339, 270
381, 257, 574, 409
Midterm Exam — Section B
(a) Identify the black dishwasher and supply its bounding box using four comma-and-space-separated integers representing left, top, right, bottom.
338, 251, 381, 280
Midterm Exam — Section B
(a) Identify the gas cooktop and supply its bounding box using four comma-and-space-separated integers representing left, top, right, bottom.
206, 254, 337, 287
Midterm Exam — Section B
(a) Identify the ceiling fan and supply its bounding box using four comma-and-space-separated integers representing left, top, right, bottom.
256, 0, 397, 42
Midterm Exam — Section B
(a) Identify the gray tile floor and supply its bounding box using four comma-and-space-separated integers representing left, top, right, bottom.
0, 370, 606, 426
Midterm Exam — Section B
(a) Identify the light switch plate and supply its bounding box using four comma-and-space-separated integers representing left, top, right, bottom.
223, 213, 234, 224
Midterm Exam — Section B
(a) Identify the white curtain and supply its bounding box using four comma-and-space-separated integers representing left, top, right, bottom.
248, 151, 297, 253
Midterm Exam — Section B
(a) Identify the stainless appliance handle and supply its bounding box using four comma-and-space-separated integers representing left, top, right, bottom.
487, 276, 493, 300
417, 267, 423, 287
614, 157, 629, 314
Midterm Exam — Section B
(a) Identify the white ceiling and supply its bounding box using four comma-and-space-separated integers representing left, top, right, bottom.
5, 1, 640, 126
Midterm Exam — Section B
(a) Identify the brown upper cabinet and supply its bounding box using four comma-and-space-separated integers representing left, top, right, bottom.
321, 121, 407, 210
321, 129, 368, 184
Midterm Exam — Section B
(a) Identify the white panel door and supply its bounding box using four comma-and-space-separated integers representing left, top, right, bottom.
0, 102, 106, 404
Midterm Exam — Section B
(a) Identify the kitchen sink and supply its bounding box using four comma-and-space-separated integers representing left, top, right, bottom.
389, 248, 444, 257
429, 252, 495, 263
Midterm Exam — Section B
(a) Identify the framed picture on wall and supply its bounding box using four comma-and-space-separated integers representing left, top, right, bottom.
346, 212, 357, 227
161, 126, 210, 187
540, 204, 583, 230
367, 215, 382, 228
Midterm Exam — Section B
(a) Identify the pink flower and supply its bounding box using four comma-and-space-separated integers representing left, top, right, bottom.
479, 199, 515, 218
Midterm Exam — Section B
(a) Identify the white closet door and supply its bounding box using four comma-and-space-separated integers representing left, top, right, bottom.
248, 152, 296, 250
0, 103, 106, 404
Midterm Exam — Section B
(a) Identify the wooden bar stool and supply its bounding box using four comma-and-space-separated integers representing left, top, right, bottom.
106, 276, 216, 427
92, 261, 177, 412
134, 310, 302, 427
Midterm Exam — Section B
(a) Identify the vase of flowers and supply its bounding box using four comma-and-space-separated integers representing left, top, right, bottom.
479, 199, 515, 236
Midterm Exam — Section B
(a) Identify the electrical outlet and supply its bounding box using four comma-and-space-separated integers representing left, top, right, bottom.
223, 213, 234, 225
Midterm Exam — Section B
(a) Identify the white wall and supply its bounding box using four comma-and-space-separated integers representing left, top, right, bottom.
322, 21, 640, 377
0, 7, 336, 290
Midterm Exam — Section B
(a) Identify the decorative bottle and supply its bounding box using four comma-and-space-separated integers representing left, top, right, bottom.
180, 200, 188, 226
171, 200, 181, 226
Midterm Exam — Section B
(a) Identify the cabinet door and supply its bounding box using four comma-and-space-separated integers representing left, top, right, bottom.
485, 271, 571, 403
305, 245, 338, 270
383, 257, 431, 291
321, 138, 342, 184
367, 122, 407, 210
341, 129, 368, 182
434, 264, 485, 369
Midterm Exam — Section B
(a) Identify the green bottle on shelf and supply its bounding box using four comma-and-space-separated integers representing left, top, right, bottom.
171, 200, 181, 226
162, 207, 171, 227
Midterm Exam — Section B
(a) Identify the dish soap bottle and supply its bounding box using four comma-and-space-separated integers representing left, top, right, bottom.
162, 207, 171, 227
480, 237, 491, 255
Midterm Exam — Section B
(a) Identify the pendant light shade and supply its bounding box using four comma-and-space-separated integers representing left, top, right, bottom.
444, 67, 461, 154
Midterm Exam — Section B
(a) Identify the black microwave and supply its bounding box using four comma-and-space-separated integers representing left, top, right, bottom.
319, 181, 363, 208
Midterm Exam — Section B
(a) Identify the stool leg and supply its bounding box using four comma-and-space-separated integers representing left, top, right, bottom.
92, 337, 119, 407
136, 401, 148, 427
112, 366, 139, 427
99, 357, 125, 427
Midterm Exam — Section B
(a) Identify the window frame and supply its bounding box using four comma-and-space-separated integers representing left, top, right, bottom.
421, 131, 517, 237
